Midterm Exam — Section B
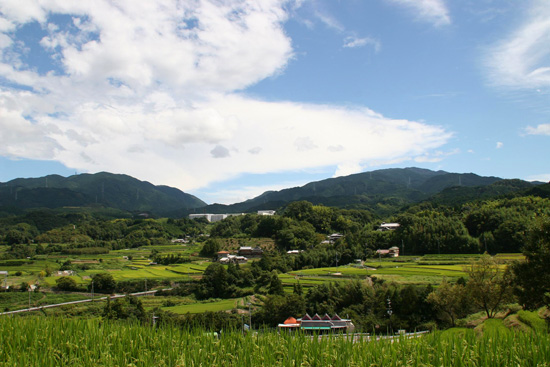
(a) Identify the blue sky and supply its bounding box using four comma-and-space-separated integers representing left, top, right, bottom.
0, 0, 549, 204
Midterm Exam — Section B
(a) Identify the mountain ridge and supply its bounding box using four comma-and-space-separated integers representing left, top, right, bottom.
0, 172, 206, 216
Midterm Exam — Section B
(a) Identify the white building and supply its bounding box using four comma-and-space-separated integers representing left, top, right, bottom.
258, 210, 276, 216
378, 222, 400, 231
189, 213, 244, 223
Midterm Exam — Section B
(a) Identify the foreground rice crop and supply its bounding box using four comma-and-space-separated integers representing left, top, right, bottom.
0, 317, 548, 366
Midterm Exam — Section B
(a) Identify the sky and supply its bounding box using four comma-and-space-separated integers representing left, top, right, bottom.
0, 0, 549, 205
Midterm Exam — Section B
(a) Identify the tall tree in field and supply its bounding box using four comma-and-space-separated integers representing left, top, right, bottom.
512, 218, 550, 310
427, 279, 469, 327
465, 255, 513, 318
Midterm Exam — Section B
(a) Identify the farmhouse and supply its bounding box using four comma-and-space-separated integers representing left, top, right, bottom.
238, 246, 263, 257
376, 246, 400, 257
218, 255, 248, 264
278, 314, 355, 333
321, 233, 344, 244
216, 251, 231, 260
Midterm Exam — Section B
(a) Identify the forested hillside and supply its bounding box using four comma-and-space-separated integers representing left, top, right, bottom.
0, 172, 206, 216
196, 167, 536, 216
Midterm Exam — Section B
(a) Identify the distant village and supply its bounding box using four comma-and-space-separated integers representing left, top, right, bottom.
187, 212, 402, 263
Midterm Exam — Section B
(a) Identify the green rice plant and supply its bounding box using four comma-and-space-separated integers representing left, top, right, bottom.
0, 317, 548, 366
517, 310, 548, 333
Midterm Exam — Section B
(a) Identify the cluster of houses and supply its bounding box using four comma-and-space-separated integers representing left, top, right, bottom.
278, 314, 355, 333
216, 246, 264, 264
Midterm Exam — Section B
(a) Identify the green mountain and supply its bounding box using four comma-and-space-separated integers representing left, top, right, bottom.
0, 172, 206, 216
197, 168, 533, 216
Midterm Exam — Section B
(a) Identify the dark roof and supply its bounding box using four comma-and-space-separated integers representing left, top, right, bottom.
331, 314, 342, 321
312, 314, 321, 320
302, 314, 312, 320
322, 314, 331, 320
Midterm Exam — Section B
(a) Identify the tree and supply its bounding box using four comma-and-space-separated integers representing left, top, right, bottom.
55, 276, 79, 291
427, 279, 469, 327
256, 294, 306, 326
267, 272, 284, 295
197, 263, 229, 299
465, 255, 513, 318
199, 238, 221, 257
512, 218, 550, 309
103, 295, 146, 322
91, 273, 116, 294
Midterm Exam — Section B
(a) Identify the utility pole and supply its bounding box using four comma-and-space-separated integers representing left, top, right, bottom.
91, 280, 94, 302
387, 297, 393, 335
247, 302, 252, 330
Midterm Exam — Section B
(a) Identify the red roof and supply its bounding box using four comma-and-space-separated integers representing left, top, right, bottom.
217, 251, 230, 254
284, 317, 299, 325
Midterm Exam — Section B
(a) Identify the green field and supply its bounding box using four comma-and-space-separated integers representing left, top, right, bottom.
0, 249, 523, 298
161, 297, 242, 314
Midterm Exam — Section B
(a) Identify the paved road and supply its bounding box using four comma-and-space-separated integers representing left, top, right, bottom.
0, 289, 167, 316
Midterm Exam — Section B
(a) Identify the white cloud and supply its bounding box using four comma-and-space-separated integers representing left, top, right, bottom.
333, 162, 363, 178
525, 123, 550, 135
526, 173, 550, 183
386, 0, 451, 27
343, 36, 381, 52
485, 0, 550, 90
496, 142, 504, 149
0, 0, 453, 194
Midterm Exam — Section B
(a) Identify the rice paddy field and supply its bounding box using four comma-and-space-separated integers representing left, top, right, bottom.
160, 297, 242, 314
0, 316, 548, 366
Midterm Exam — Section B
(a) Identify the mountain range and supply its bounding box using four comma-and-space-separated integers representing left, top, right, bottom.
1, 168, 546, 217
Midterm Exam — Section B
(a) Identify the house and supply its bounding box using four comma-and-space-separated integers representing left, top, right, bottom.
219, 254, 248, 264
258, 210, 276, 216
321, 233, 344, 245
278, 314, 355, 333
216, 251, 231, 260
277, 317, 301, 330
55, 270, 76, 276
238, 246, 263, 257
376, 246, 400, 257
378, 222, 400, 231
287, 250, 303, 255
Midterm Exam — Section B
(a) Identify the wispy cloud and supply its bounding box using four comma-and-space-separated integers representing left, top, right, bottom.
414, 148, 459, 163
308, 5, 380, 52
386, 0, 451, 27
485, 0, 550, 90
496, 142, 504, 149
525, 123, 550, 136
343, 36, 381, 52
